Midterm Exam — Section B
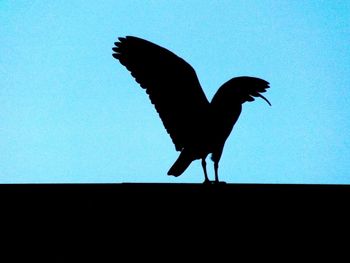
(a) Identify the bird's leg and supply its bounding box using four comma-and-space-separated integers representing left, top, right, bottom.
214, 161, 219, 183
201, 158, 210, 184
213, 161, 226, 184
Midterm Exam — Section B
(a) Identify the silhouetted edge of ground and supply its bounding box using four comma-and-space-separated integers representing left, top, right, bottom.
1, 183, 348, 204
2, 182, 348, 251
2, 182, 348, 226
1, 182, 349, 193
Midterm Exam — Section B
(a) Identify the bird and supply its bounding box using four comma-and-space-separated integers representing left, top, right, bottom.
112, 36, 271, 184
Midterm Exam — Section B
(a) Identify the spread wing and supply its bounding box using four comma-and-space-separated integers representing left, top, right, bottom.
212, 76, 271, 106
112, 36, 210, 151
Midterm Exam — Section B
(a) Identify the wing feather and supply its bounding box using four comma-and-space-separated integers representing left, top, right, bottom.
212, 76, 271, 106
112, 36, 210, 151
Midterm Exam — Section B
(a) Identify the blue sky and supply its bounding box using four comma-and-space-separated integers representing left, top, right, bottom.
1, 1, 349, 183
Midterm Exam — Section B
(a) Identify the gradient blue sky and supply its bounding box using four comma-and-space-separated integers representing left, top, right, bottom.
1, 1, 349, 183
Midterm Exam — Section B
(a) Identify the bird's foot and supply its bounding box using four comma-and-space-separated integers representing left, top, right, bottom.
213, 180, 227, 185
202, 180, 227, 185
202, 179, 212, 185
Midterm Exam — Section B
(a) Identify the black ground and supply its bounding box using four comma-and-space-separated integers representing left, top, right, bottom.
2, 183, 348, 259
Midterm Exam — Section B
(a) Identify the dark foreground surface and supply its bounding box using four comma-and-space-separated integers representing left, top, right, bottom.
1, 181, 349, 193
1, 182, 349, 208
1, 182, 349, 198
2, 183, 349, 258
2, 183, 349, 229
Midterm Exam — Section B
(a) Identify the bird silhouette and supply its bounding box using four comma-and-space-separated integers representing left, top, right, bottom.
112, 36, 271, 184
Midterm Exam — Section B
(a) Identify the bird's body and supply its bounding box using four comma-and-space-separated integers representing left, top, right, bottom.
112, 36, 271, 183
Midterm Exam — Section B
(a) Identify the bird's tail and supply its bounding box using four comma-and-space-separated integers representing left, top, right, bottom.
167, 150, 193, 177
